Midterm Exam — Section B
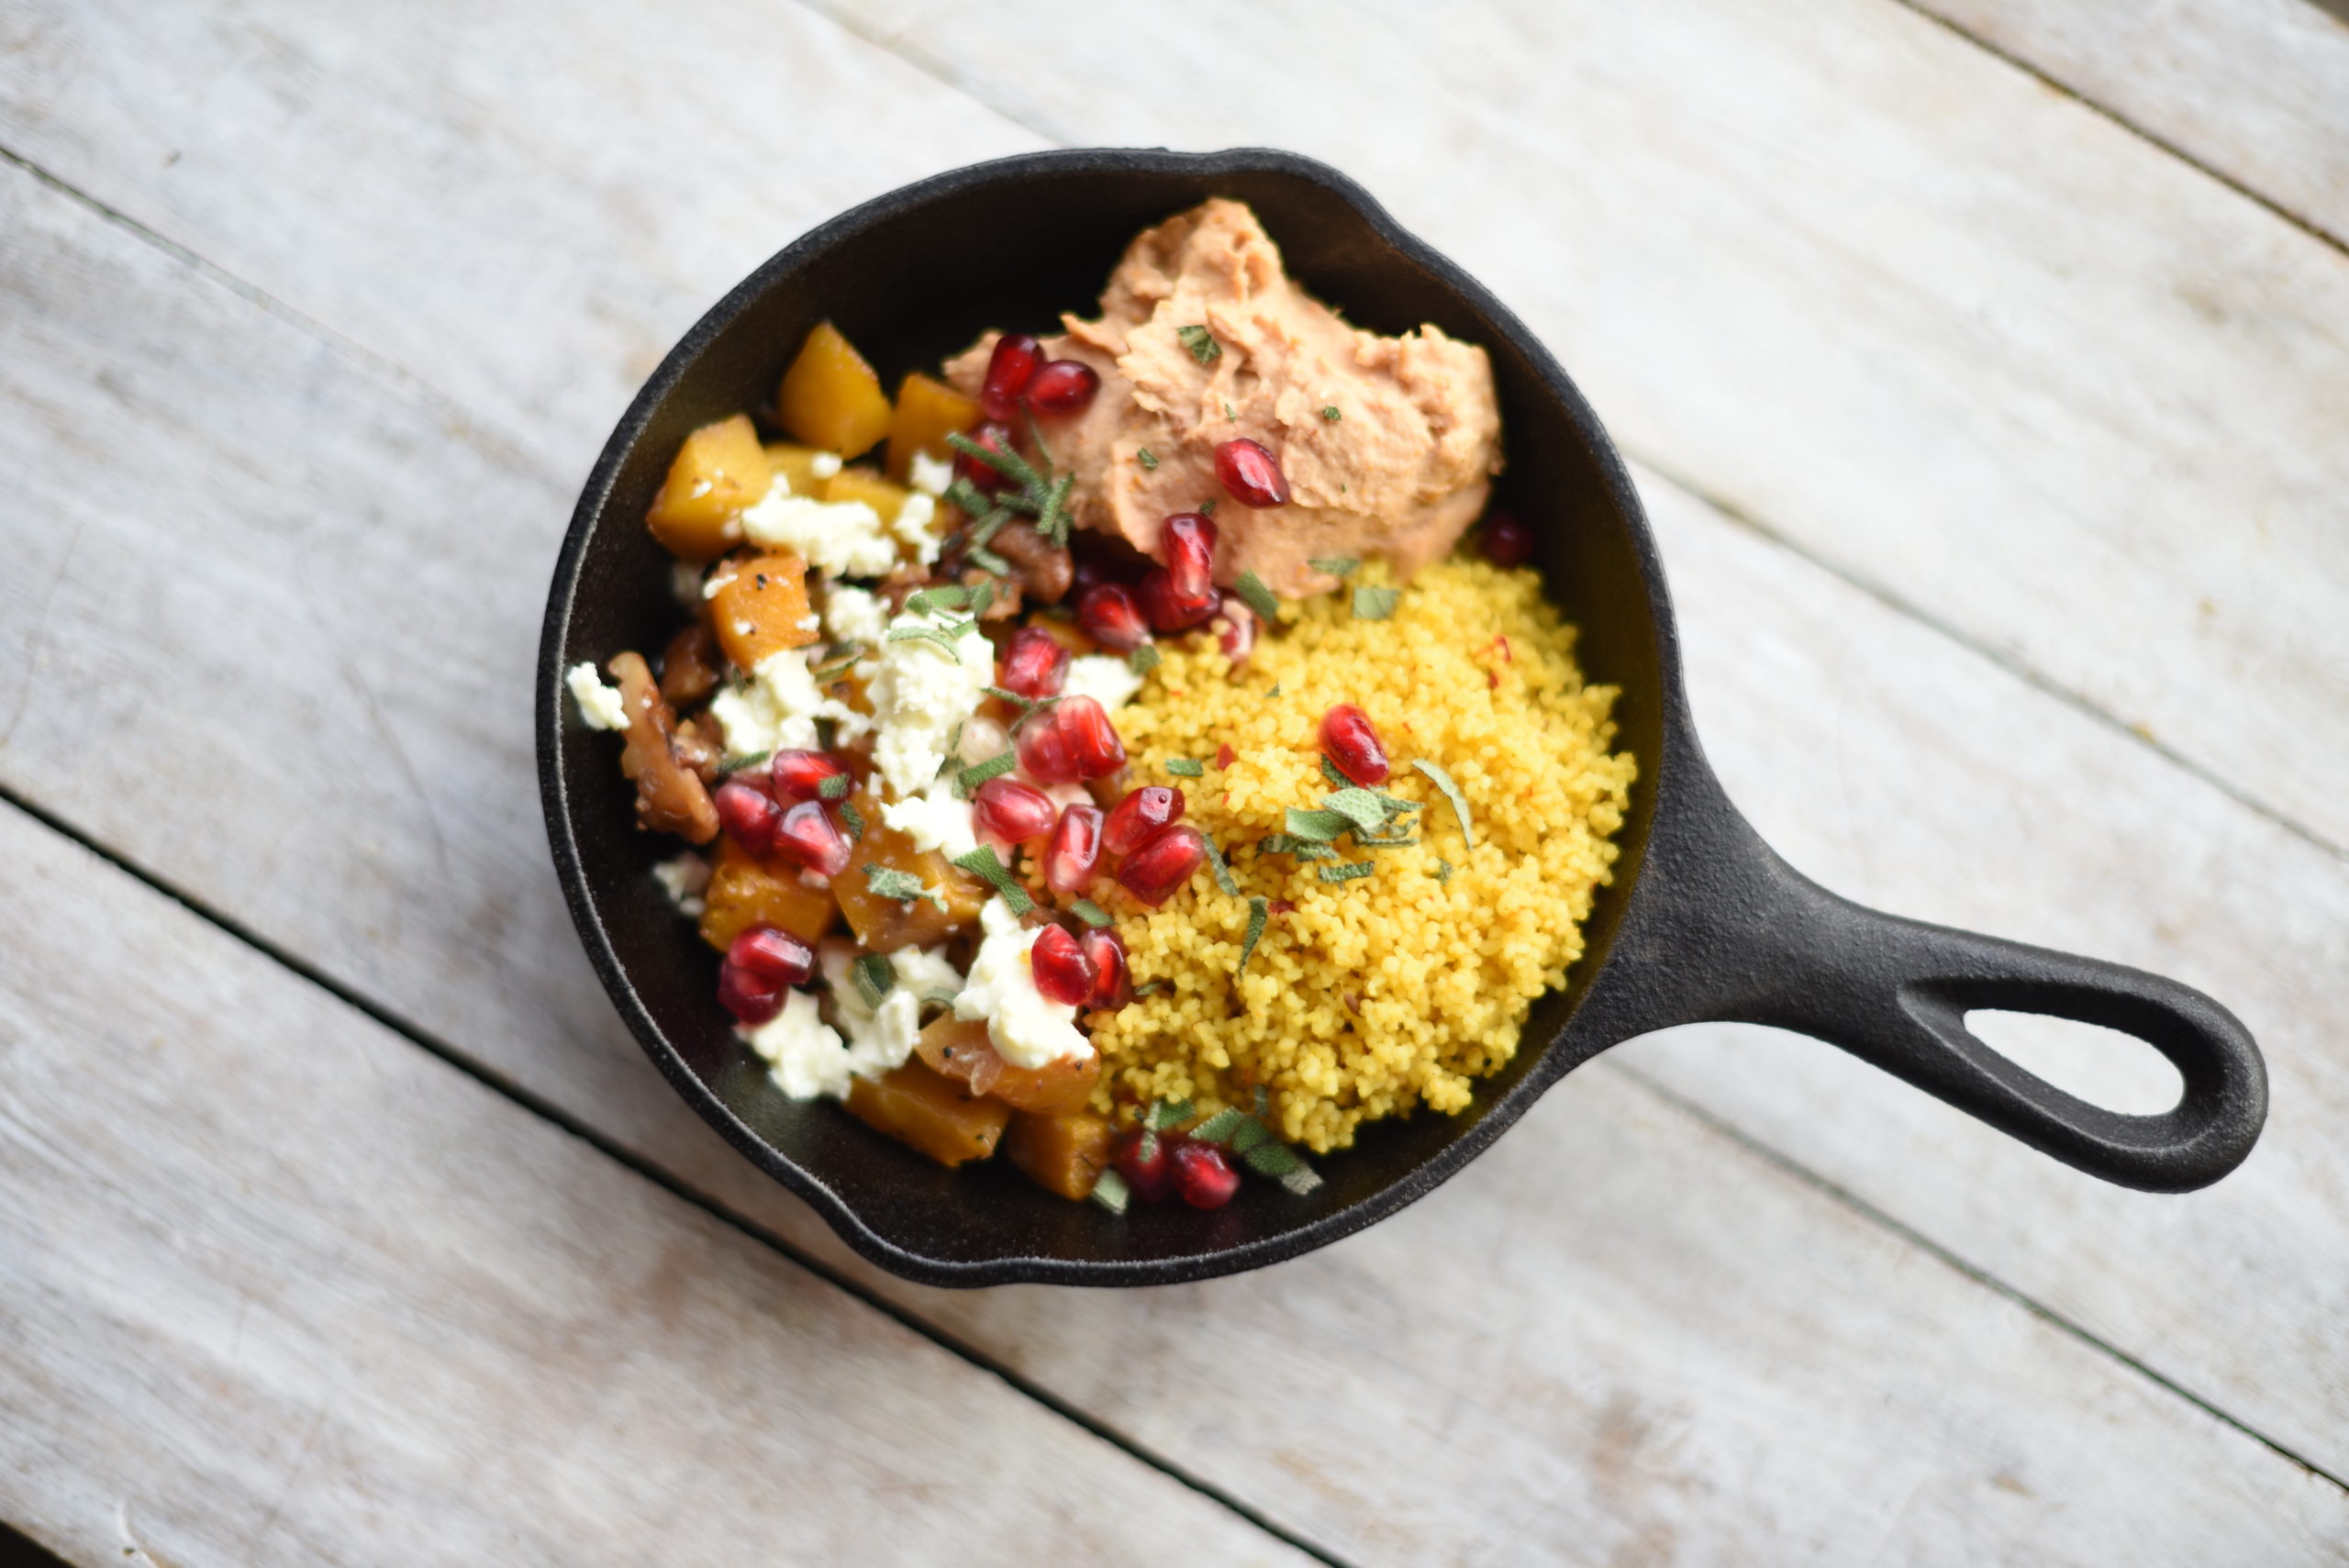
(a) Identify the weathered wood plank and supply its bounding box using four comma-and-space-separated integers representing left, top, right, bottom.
0, 806, 1320, 1568
4, 108, 2348, 1557
1916, 0, 2349, 250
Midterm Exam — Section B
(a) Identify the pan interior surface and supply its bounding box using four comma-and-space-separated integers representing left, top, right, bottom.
548, 151, 1674, 1283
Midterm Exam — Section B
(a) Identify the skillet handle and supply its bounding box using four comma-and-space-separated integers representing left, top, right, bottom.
1722, 852, 2267, 1194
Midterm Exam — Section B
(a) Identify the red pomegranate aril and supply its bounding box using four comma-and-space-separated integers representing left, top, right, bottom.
954, 420, 1019, 495
1137, 567, 1219, 633
1213, 438, 1290, 508
766, 749, 846, 802
978, 333, 1042, 423
971, 775, 1058, 846
1215, 743, 1236, 772
1172, 1140, 1241, 1208
1081, 927, 1129, 1008
1046, 803, 1105, 893
1482, 510, 1536, 567
770, 798, 852, 876
1102, 784, 1186, 856
1076, 583, 1150, 651
998, 625, 1071, 698
1016, 706, 1079, 784
1056, 695, 1127, 779
1029, 923, 1097, 1006
1319, 703, 1391, 786
1116, 823, 1208, 906
1216, 591, 1258, 665
716, 962, 785, 1027
1023, 359, 1100, 416
1112, 1129, 1177, 1204
1161, 512, 1219, 599
728, 924, 816, 988
712, 778, 780, 852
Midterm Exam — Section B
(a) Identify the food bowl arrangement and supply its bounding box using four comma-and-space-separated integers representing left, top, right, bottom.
539, 147, 2266, 1287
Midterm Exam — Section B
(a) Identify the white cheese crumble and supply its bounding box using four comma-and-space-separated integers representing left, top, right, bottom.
743, 988, 850, 1101
651, 851, 710, 917
867, 609, 995, 799
955, 898, 1089, 1069
893, 490, 942, 565
566, 662, 629, 731
1063, 653, 1145, 713
880, 777, 979, 861
822, 584, 890, 647
818, 941, 963, 1084
707, 648, 870, 759
701, 561, 738, 600
808, 450, 843, 480
740, 475, 897, 578
909, 450, 954, 496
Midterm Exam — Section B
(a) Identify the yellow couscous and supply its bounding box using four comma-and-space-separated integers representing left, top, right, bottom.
1070, 558, 1636, 1152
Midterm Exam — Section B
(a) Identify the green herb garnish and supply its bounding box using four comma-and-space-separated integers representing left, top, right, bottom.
1202, 837, 1239, 896
1234, 571, 1280, 623
1259, 833, 1339, 861
1129, 643, 1161, 675
1164, 757, 1206, 778
1320, 406, 1341, 422
886, 621, 973, 660
1132, 979, 1169, 997
818, 772, 851, 801
1410, 759, 1476, 851
863, 865, 945, 913
720, 749, 774, 774
1353, 585, 1400, 620
851, 951, 896, 1009
1091, 1167, 1130, 1213
905, 584, 974, 615
1177, 325, 1220, 366
968, 545, 1011, 576
1185, 1087, 1321, 1194
942, 429, 1073, 550
1137, 446, 1159, 471
1236, 895, 1269, 975
840, 800, 865, 840
1284, 806, 1354, 842
920, 987, 961, 1007
811, 645, 864, 679
1266, 683, 1282, 698
1070, 898, 1113, 929
1319, 754, 1349, 788
951, 843, 1033, 916
1308, 556, 1359, 579
1433, 858, 1454, 884
1198, 497, 1219, 517
1318, 861, 1376, 884
955, 750, 1017, 794
1321, 787, 1395, 835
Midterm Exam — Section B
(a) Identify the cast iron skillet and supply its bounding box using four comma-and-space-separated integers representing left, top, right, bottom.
539, 148, 2267, 1287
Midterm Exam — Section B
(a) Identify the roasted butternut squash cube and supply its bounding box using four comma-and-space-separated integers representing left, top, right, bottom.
886, 372, 979, 483
914, 1016, 1099, 1115
763, 442, 834, 496
647, 414, 772, 562
845, 1059, 1010, 1168
834, 790, 988, 951
776, 322, 892, 459
707, 551, 817, 671
698, 834, 837, 951
1005, 1109, 1117, 1200
822, 467, 915, 524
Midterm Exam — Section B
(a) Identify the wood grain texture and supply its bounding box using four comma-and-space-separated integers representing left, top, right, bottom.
2, 118, 2347, 1560
1916, 0, 2349, 250
0, 807, 1317, 1568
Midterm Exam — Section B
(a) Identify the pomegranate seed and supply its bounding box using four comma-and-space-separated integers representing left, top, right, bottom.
770, 798, 852, 876
1161, 512, 1218, 599
716, 961, 785, 1026
1215, 743, 1236, 771
998, 626, 1070, 698
1056, 695, 1126, 779
1215, 591, 1258, 665
1137, 567, 1219, 633
1081, 927, 1129, 1008
1112, 1129, 1177, 1204
1023, 359, 1100, 416
1015, 706, 1078, 784
1115, 824, 1208, 906
1172, 1140, 1241, 1207
713, 779, 781, 852
1076, 583, 1150, 651
1046, 803, 1104, 893
728, 925, 815, 988
954, 420, 1019, 495
979, 333, 1042, 423
767, 750, 846, 802
971, 775, 1058, 846
1029, 923, 1097, 1006
1482, 511, 1536, 567
1213, 438, 1290, 508
1102, 784, 1186, 856
1319, 703, 1390, 786
1268, 898, 1295, 916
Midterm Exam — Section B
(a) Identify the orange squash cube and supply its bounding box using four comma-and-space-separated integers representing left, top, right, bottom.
698, 834, 837, 951
1005, 1109, 1118, 1200
834, 790, 988, 951
885, 372, 979, 483
776, 322, 892, 459
822, 467, 916, 525
914, 1016, 1098, 1116
707, 550, 817, 671
845, 1059, 1011, 1168
646, 414, 772, 562
763, 442, 833, 496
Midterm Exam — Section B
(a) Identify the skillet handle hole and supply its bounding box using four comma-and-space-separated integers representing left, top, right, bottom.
1962, 1009, 2184, 1117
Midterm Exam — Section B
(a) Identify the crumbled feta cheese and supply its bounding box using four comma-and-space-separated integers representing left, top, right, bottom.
566, 662, 629, 731
956, 898, 1089, 1069
819, 941, 963, 1081
892, 490, 942, 565
822, 584, 890, 647
868, 609, 995, 798
909, 450, 954, 496
1062, 653, 1145, 713
957, 714, 1009, 764
743, 988, 852, 1101
652, 851, 710, 917
707, 648, 870, 759
808, 450, 843, 480
880, 777, 979, 861
702, 561, 740, 599
740, 475, 897, 578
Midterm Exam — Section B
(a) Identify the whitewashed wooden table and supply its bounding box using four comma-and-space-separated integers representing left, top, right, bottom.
3, 1, 2346, 1562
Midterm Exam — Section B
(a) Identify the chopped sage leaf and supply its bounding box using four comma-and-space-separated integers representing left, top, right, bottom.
1308, 556, 1360, 578
851, 951, 896, 1010
720, 749, 774, 774
1091, 1167, 1131, 1213
1189, 1107, 1248, 1145
817, 772, 852, 801
1284, 806, 1354, 842
1352, 584, 1400, 620
1233, 570, 1280, 623
1129, 643, 1162, 675
1202, 837, 1239, 896
1260, 833, 1339, 861
955, 750, 1018, 794
1319, 754, 1349, 788
1176, 324, 1220, 366
1236, 895, 1269, 974
1223, 402, 1236, 420
1322, 787, 1393, 834
1433, 857, 1455, 884
1144, 1097, 1195, 1131
1266, 683, 1282, 698
863, 864, 945, 912
840, 800, 865, 840
1410, 759, 1476, 851
919, 987, 961, 1007
1132, 979, 1169, 997
886, 622, 970, 659
1137, 446, 1159, 471
1070, 898, 1113, 929
1164, 757, 1206, 778
1318, 860, 1377, 884
951, 843, 1034, 916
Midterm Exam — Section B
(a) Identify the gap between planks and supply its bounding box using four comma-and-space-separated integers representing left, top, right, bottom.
0, 780, 1355, 1568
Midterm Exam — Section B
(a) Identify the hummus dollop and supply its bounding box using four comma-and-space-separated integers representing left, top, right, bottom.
946, 199, 1501, 597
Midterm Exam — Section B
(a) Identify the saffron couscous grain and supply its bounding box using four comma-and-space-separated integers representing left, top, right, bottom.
1072, 558, 1636, 1152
